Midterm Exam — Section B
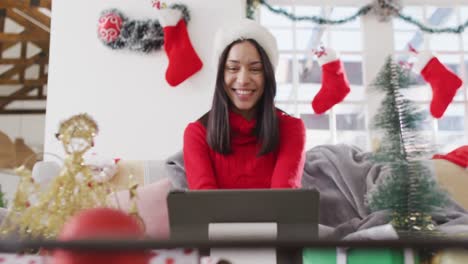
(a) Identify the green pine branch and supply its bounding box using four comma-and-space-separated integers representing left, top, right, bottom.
0, 187, 8, 208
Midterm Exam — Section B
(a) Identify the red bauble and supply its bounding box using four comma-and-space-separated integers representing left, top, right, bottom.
52, 208, 150, 264
98, 12, 123, 43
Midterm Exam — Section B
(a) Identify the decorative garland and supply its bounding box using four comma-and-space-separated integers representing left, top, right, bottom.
98, 4, 190, 53
250, 0, 468, 34
260, 0, 372, 24
397, 12, 468, 34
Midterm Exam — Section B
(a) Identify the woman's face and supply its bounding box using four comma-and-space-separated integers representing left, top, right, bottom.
224, 41, 265, 120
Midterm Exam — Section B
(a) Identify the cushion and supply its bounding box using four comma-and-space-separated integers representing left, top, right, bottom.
110, 160, 145, 191
109, 178, 171, 239
433, 146, 468, 168
433, 159, 468, 209
165, 150, 188, 189
111, 160, 169, 191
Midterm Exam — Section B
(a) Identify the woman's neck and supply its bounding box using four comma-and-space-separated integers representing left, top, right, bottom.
231, 107, 257, 121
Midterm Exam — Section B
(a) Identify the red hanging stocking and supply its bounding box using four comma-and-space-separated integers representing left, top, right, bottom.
312, 48, 350, 114
413, 51, 463, 118
157, 8, 203, 87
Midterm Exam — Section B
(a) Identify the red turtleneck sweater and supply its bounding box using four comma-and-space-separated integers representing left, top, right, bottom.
183, 110, 306, 189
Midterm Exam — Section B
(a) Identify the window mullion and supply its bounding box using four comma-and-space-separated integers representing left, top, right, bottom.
361, 13, 395, 151
456, 6, 468, 146
291, 4, 299, 117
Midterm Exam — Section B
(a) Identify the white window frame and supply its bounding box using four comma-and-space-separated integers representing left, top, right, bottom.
258, 0, 468, 151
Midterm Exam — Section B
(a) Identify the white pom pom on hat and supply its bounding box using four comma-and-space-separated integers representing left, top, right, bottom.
213, 19, 279, 70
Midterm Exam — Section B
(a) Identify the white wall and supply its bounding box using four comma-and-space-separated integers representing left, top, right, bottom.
0, 115, 45, 152
44, 0, 244, 160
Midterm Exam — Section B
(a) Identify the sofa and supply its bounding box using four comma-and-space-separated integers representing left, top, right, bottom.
2, 145, 468, 240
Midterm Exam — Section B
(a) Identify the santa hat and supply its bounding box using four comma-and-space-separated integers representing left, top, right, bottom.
433, 146, 468, 168
213, 19, 278, 70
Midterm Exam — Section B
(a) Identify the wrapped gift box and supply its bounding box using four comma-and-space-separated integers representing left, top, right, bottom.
303, 248, 336, 264
0, 248, 200, 264
303, 248, 418, 264
149, 248, 199, 264
347, 249, 404, 264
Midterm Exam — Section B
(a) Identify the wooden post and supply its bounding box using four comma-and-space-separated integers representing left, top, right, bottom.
0, 8, 5, 59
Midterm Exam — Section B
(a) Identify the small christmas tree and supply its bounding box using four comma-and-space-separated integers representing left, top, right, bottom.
367, 56, 447, 233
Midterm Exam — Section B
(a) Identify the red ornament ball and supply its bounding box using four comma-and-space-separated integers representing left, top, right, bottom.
98, 12, 123, 43
52, 207, 150, 264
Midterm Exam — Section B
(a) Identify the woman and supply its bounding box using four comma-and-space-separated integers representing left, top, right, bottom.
183, 19, 306, 190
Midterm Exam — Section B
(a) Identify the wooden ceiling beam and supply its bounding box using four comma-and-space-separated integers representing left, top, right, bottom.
41, 0, 52, 9
0, 109, 45, 114
0, 78, 46, 85
0, 32, 49, 42
0, 2, 50, 114
0, 53, 45, 79
0, 57, 47, 65
0, 95, 46, 100
6, 9, 49, 35
1, 9, 50, 52
18, 8, 50, 28
0, 0, 51, 10
1, 41, 20, 52
0, 85, 37, 108
0, 9, 5, 59
18, 42, 27, 82
0, 26, 49, 52
10, 40, 49, 54
38, 60, 45, 96
5, 10, 50, 52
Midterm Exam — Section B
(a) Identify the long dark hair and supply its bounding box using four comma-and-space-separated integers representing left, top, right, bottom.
199, 39, 279, 156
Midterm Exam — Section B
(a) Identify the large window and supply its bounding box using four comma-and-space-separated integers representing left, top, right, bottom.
259, 0, 468, 153
394, 5, 468, 152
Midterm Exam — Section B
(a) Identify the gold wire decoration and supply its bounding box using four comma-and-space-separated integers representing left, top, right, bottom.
0, 166, 41, 237
127, 174, 145, 232
0, 114, 120, 239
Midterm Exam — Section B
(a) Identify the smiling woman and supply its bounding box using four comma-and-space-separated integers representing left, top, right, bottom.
182, 19, 306, 190
223, 41, 266, 121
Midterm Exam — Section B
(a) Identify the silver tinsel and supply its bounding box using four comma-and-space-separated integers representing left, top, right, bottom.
372, 0, 402, 22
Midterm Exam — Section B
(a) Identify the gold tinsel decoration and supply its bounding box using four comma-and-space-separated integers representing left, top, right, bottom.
431, 249, 468, 264
127, 174, 145, 232
0, 113, 136, 239
392, 212, 435, 232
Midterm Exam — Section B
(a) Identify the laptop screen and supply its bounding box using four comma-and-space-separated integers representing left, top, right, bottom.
167, 188, 319, 241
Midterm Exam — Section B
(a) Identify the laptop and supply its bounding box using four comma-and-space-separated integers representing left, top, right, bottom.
167, 188, 320, 264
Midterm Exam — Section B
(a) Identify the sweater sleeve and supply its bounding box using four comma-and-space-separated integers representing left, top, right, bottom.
270, 117, 306, 188
183, 122, 219, 189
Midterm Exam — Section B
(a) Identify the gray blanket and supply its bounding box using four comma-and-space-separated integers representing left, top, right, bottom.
301, 144, 389, 238
303, 144, 468, 239
165, 144, 468, 239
